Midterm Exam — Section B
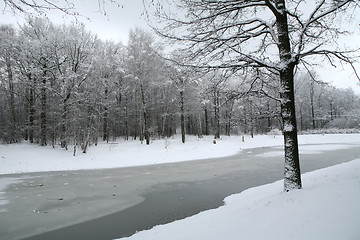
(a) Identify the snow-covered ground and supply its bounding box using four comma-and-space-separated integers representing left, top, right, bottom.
119, 158, 360, 240
1, 134, 360, 175
0, 134, 359, 240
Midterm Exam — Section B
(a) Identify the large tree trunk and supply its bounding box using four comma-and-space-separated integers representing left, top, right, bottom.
280, 65, 302, 191
275, 0, 302, 191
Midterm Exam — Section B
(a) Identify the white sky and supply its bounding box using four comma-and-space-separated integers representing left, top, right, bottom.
0, 0, 147, 43
0, 0, 359, 94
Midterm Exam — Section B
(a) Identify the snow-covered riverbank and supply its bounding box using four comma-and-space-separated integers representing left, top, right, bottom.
1, 134, 359, 240
120, 158, 360, 240
1, 134, 360, 175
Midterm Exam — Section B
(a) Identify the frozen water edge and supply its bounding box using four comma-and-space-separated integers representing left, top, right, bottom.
257, 143, 357, 158
0, 178, 21, 213
0, 134, 359, 240
119, 158, 360, 240
1, 134, 360, 175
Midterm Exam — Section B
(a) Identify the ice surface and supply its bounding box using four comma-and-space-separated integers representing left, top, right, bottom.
119, 158, 360, 240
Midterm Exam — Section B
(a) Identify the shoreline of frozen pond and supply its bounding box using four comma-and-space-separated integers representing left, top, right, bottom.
1, 134, 360, 175
2, 143, 359, 240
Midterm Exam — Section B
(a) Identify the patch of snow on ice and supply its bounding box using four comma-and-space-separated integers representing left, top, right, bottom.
0, 178, 20, 213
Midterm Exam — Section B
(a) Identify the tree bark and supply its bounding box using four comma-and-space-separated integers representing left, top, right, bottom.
103, 88, 109, 142
140, 84, 150, 145
5, 54, 17, 142
310, 80, 316, 129
40, 72, 47, 146
275, 0, 302, 191
28, 77, 35, 144
180, 89, 185, 143
60, 93, 70, 149
82, 108, 94, 154
204, 106, 209, 135
249, 99, 254, 138
214, 90, 220, 139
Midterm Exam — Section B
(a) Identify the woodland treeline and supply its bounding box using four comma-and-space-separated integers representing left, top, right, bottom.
1, 18, 359, 148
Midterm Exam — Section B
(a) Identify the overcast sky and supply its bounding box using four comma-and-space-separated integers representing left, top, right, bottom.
0, 1, 146, 43
0, 0, 359, 94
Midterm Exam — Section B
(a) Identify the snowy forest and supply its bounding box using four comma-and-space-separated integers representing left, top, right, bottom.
0, 17, 359, 149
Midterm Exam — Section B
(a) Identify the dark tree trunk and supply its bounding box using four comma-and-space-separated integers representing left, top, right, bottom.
180, 90, 185, 143
249, 99, 254, 138
103, 106, 109, 142
204, 106, 209, 135
214, 90, 220, 139
6, 54, 17, 142
40, 75, 47, 146
82, 108, 94, 154
310, 80, 316, 129
243, 106, 247, 134
275, 0, 302, 191
28, 80, 35, 144
60, 93, 70, 149
267, 103, 272, 132
125, 97, 129, 140
140, 84, 150, 145
197, 113, 203, 138
299, 105, 304, 131
225, 110, 231, 136
103, 88, 109, 142
279, 65, 302, 191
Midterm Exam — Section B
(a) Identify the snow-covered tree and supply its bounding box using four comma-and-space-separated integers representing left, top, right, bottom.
126, 28, 166, 145
0, 25, 20, 143
151, 0, 360, 191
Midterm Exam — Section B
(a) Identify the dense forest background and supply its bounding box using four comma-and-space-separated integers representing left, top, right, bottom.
1, 18, 359, 149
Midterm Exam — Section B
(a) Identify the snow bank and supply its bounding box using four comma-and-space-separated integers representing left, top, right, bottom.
0, 134, 359, 175
119, 158, 360, 240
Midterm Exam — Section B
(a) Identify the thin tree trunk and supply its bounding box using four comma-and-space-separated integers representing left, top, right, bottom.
204, 106, 209, 135
60, 96, 69, 149
140, 84, 150, 145
6, 54, 17, 142
267, 103, 272, 132
103, 88, 109, 142
214, 90, 220, 139
299, 106, 304, 131
125, 97, 129, 140
40, 74, 47, 146
28, 80, 35, 144
310, 80, 316, 129
197, 113, 203, 138
243, 106, 247, 135
180, 90, 185, 143
250, 99, 254, 138
83, 108, 94, 154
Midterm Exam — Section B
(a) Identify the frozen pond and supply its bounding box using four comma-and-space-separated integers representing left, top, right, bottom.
1, 143, 359, 240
